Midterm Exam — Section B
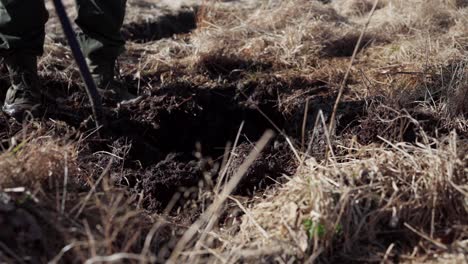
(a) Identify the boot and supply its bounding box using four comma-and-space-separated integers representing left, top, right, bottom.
87, 58, 136, 103
2, 54, 41, 121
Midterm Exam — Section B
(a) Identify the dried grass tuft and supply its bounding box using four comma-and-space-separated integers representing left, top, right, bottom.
0, 133, 78, 189
216, 134, 467, 262
188, 0, 348, 69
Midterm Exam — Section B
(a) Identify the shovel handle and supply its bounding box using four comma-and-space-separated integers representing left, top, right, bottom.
52, 0, 105, 131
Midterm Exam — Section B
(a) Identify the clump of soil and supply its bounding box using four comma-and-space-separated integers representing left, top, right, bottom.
226, 141, 297, 195
0, 192, 62, 263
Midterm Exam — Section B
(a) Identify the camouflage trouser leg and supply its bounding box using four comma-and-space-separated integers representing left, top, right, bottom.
75, 0, 127, 62
0, 0, 126, 59
0, 0, 48, 55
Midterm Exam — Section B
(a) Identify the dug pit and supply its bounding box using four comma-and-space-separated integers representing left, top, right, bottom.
38, 74, 365, 211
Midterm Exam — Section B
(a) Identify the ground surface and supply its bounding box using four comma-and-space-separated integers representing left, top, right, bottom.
0, 0, 467, 263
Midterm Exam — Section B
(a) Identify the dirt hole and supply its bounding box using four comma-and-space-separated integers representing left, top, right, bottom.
76, 79, 364, 210
322, 32, 382, 57
122, 8, 197, 42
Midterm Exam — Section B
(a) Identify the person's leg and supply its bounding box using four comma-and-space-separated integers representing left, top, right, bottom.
0, 0, 48, 120
0, 0, 48, 55
75, 0, 126, 61
75, 0, 133, 101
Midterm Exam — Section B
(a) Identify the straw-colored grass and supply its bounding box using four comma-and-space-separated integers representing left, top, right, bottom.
209, 134, 467, 262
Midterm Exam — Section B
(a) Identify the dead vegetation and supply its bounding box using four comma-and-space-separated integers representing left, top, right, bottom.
0, 0, 467, 263
221, 134, 467, 262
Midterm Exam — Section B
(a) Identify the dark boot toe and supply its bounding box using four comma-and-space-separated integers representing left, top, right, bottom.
2, 103, 41, 121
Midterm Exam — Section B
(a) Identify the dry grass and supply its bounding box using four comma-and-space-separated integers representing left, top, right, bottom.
210, 134, 467, 262
0, 125, 160, 263
0, 125, 78, 188
0, 0, 467, 263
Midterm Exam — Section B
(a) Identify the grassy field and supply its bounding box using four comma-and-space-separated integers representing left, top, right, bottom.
0, 0, 467, 263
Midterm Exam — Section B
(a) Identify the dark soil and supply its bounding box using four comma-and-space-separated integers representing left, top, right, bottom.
122, 8, 198, 42
0, 192, 68, 263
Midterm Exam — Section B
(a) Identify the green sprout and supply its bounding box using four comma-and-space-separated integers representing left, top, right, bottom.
303, 219, 343, 239
303, 219, 326, 238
